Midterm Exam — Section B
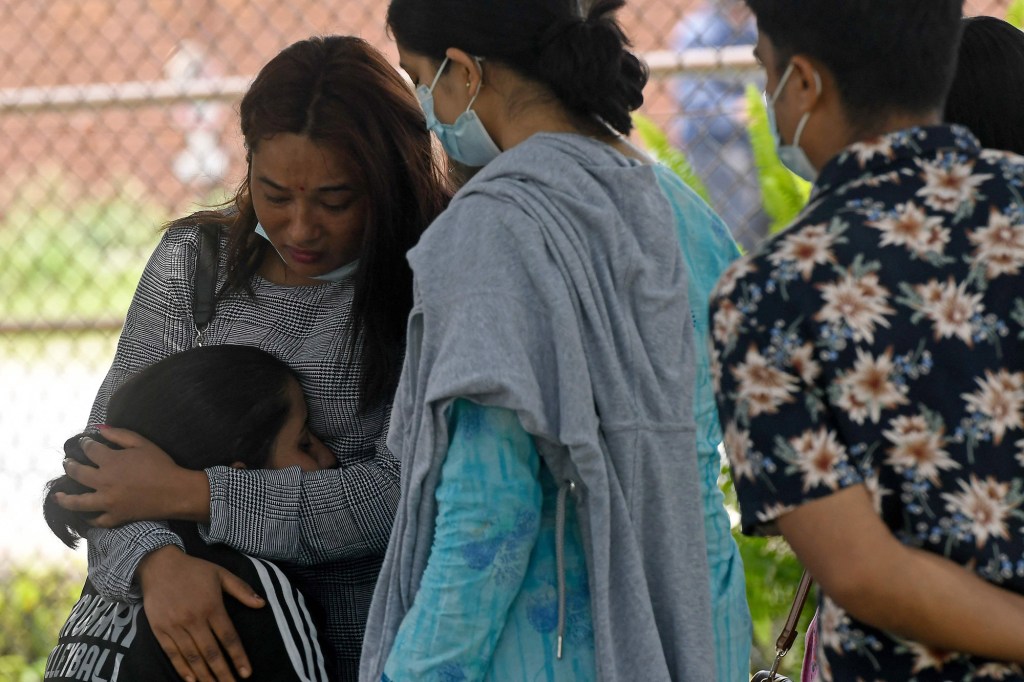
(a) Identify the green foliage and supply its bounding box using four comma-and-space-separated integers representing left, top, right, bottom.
721, 471, 816, 677
0, 560, 86, 681
1008, 0, 1024, 28
0, 170, 168, 326
632, 113, 713, 204
744, 84, 813, 235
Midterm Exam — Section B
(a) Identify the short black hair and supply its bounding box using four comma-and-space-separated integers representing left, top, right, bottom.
42, 345, 299, 548
387, 0, 648, 135
747, 0, 964, 128
945, 16, 1024, 155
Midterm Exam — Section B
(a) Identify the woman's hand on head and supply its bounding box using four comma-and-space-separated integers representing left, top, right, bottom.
56, 427, 211, 525
138, 546, 264, 682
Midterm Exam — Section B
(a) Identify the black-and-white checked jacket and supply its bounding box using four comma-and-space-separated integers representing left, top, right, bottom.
86, 225, 399, 678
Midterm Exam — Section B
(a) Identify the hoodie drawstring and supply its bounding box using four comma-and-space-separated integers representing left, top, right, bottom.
555, 479, 576, 660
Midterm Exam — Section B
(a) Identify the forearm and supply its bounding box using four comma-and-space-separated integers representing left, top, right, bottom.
780, 487, 1024, 663
202, 456, 399, 565
86, 522, 184, 602
834, 542, 1024, 661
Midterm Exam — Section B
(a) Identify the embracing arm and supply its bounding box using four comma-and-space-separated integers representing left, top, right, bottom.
84, 229, 198, 598
779, 486, 1024, 662
85, 523, 184, 601
202, 407, 400, 565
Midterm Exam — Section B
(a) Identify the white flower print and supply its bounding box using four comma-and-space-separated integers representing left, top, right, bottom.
968, 206, 1024, 280
710, 344, 723, 395
866, 201, 949, 257
915, 278, 944, 306
882, 414, 960, 484
767, 222, 837, 280
712, 298, 744, 347
847, 169, 901, 189
942, 474, 1018, 547
914, 277, 984, 346
713, 257, 757, 298
850, 136, 895, 168
723, 421, 755, 482
980, 147, 1020, 164
961, 369, 1024, 445
904, 641, 957, 674
818, 597, 847, 653
789, 427, 847, 491
731, 344, 800, 418
788, 342, 821, 385
753, 502, 795, 525
816, 271, 895, 344
974, 662, 1024, 679
835, 347, 909, 424
862, 469, 891, 515
915, 156, 992, 213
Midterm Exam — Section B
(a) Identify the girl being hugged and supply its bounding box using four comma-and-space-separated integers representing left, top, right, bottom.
45, 345, 335, 681
59, 36, 450, 682
360, 0, 742, 679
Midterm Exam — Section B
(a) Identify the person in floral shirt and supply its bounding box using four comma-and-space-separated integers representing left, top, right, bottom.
712, 1, 1024, 680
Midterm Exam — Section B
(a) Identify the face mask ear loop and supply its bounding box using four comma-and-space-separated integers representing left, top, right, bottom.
427, 56, 450, 94
769, 63, 795, 108
465, 57, 485, 112
791, 70, 823, 148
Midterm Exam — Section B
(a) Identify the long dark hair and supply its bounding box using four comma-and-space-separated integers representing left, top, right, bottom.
386, 0, 648, 135
43, 345, 298, 549
173, 36, 451, 412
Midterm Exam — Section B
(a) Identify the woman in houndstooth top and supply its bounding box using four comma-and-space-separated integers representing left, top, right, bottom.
57, 35, 450, 682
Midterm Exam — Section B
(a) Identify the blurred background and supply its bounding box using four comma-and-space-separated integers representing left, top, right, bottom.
0, 0, 1014, 678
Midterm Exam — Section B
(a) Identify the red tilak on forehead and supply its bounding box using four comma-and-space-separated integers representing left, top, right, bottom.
298, 185, 306, 192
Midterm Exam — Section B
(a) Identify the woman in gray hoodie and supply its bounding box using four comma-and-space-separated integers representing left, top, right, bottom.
360, 0, 744, 679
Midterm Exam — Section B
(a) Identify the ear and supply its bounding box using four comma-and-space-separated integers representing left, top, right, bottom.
789, 55, 825, 114
229, 461, 248, 470
445, 47, 483, 95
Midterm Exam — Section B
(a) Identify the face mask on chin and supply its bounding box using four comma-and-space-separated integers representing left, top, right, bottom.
765, 62, 822, 183
254, 222, 359, 282
415, 56, 502, 168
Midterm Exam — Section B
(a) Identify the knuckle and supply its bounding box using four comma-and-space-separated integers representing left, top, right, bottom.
219, 630, 240, 647
201, 645, 224, 662
177, 613, 202, 628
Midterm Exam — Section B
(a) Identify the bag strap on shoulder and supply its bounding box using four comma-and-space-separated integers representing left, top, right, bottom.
192, 223, 220, 346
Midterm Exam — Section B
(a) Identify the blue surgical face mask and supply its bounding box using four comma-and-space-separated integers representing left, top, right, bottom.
254, 222, 359, 283
765, 63, 822, 183
416, 56, 502, 167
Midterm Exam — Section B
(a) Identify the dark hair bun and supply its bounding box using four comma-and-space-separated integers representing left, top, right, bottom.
536, 0, 648, 133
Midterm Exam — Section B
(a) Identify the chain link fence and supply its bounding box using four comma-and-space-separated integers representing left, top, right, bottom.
0, 0, 1012, 676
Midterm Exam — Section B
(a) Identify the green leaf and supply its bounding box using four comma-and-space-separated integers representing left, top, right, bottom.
631, 113, 713, 204
744, 84, 812, 235
1008, 0, 1024, 29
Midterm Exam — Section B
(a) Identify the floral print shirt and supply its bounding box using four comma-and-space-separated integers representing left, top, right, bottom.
710, 125, 1024, 681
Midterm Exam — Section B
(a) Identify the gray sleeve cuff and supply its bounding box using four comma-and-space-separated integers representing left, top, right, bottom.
86, 524, 184, 602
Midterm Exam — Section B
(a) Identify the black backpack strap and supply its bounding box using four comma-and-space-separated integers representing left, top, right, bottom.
192, 223, 221, 347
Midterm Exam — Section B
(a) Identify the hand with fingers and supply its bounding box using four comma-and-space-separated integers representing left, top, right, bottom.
56, 427, 211, 526
138, 545, 265, 682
